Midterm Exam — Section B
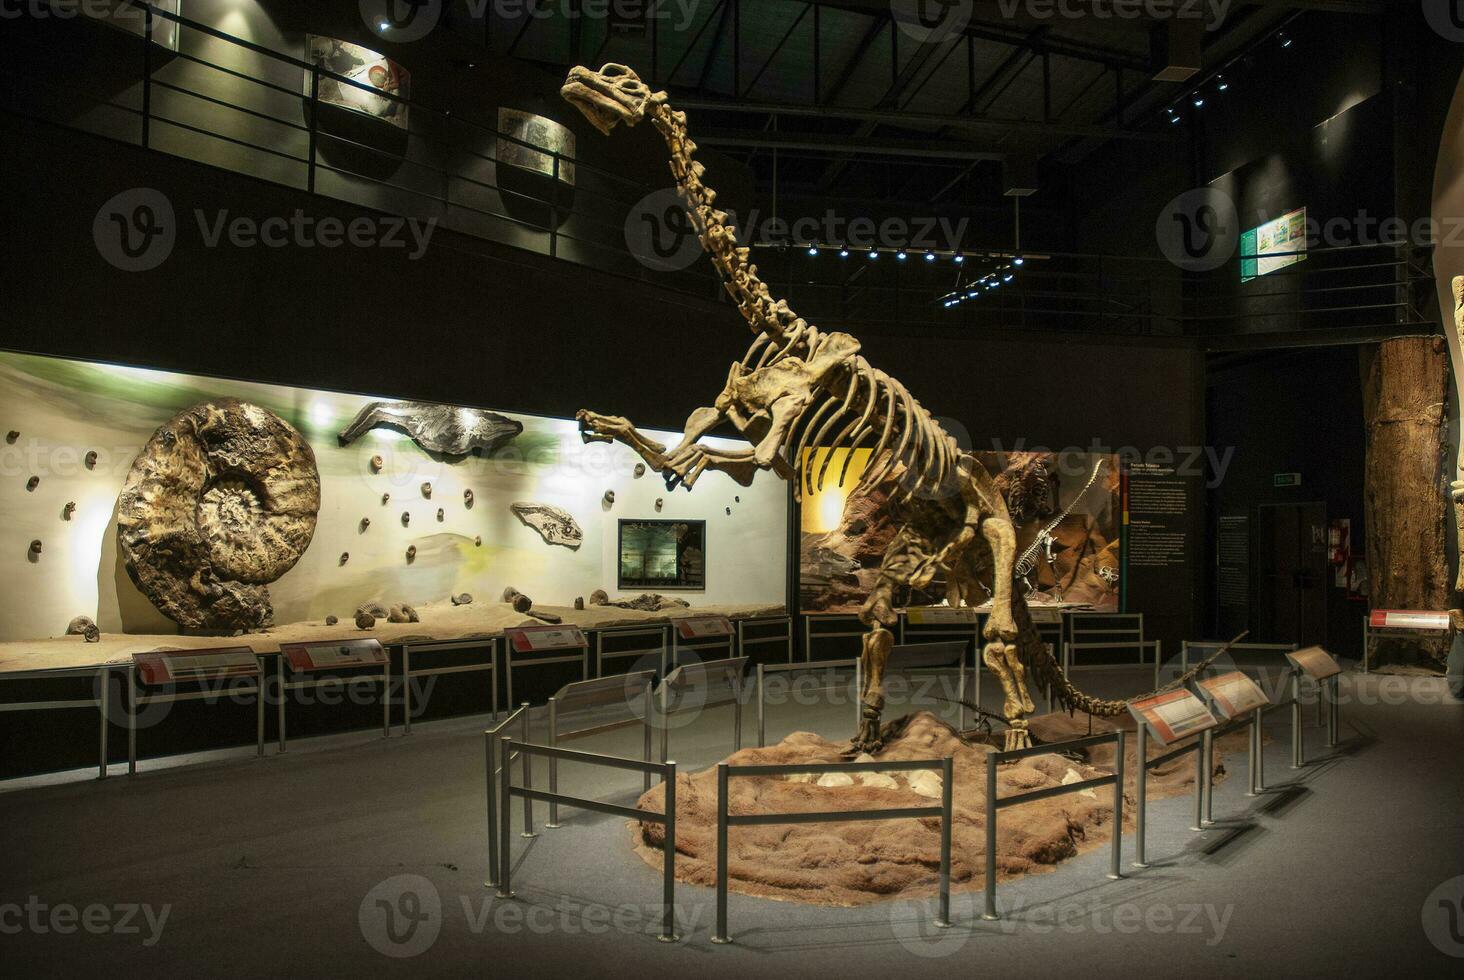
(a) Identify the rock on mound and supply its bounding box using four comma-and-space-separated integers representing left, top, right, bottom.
633, 712, 1137, 907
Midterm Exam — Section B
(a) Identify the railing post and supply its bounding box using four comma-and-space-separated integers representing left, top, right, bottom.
660, 760, 678, 943
497, 736, 514, 898
659, 680, 670, 780
1201, 728, 1214, 826
484, 731, 498, 887
141, 4, 154, 149
712, 762, 731, 943
1290, 670, 1303, 769
642, 680, 653, 794
937, 756, 953, 928
546, 697, 560, 828
549, 154, 560, 258
1108, 729, 1124, 879
982, 751, 998, 920
403, 645, 413, 735
756, 664, 766, 748
732, 668, 743, 752
1133, 722, 1148, 868
520, 704, 536, 837
307, 65, 319, 194
1326, 676, 1338, 748
1190, 739, 1204, 832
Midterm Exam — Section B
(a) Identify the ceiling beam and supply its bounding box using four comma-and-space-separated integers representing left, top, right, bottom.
695, 129, 1008, 160
676, 95, 1180, 142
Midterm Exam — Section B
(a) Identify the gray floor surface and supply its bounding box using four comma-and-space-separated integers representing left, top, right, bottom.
2, 664, 1462, 978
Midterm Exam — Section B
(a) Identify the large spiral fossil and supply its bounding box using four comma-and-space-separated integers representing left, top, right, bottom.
117, 400, 321, 630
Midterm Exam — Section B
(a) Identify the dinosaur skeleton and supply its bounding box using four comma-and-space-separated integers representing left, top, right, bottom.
561, 63, 1222, 751
1013, 459, 1106, 598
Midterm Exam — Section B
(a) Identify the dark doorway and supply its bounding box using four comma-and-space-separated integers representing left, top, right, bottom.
1255, 501, 1329, 647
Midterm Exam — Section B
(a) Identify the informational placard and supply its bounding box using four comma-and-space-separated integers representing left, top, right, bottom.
1194, 670, 1270, 719
906, 606, 979, 625
498, 108, 576, 185
1285, 646, 1342, 681
1368, 609, 1450, 632
133, 648, 259, 686
283, 639, 387, 672
505, 625, 588, 653
674, 616, 734, 639
1240, 207, 1307, 282
1127, 689, 1219, 745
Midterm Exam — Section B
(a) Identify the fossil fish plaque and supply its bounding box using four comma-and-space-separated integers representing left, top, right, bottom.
116, 399, 321, 630
338, 400, 523, 457
510, 502, 583, 549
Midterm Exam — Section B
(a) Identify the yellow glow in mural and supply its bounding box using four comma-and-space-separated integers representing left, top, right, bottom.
800, 447, 872, 534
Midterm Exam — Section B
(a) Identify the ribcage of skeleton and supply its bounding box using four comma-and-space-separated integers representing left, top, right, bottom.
739, 327, 960, 503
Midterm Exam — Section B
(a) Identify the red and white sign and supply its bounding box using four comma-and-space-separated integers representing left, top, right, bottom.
505, 625, 587, 653
906, 606, 978, 625
1128, 689, 1218, 745
282, 639, 386, 671
134, 648, 259, 686
1286, 646, 1342, 681
674, 616, 733, 639
1196, 671, 1270, 719
1368, 609, 1450, 631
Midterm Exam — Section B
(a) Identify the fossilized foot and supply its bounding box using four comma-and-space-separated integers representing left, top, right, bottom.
575, 409, 626, 444
848, 720, 885, 757
1004, 720, 1031, 751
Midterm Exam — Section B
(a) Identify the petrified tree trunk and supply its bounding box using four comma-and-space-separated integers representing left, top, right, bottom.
1360, 337, 1450, 664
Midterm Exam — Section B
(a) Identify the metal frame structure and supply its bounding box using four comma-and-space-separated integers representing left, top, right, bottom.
545, 670, 658, 826
593, 624, 669, 678
0, 665, 116, 779
735, 615, 794, 663
754, 658, 861, 747
1360, 611, 1450, 674
1063, 612, 1146, 672
497, 737, 680, 942
983, 731, 1124, 920
127, 656, 267, 775
401, 638, 500, 735
670, 619, 735, 667
505, 631, 589, 711
657, 656, 749, 770
711, 755, 954, 943
483, 702, 532, 890
276, 651, 390, 752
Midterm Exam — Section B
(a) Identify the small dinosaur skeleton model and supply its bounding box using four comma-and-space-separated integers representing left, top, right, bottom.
562, 63, 1218, 751
1013, 458, 1106, 598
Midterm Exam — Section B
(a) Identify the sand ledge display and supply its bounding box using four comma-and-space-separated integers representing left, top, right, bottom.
631, 711, 1248, 907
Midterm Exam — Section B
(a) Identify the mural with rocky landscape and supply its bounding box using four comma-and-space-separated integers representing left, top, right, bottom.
800, 448, 1122, 613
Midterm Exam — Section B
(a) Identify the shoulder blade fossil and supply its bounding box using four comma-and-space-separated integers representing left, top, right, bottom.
338, 401, 524, 457
511, 502, 583, 549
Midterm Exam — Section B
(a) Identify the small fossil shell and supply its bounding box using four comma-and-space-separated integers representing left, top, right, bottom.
370, 455, 384, 473
603, 490, 615, 507
589, 589, 608, 605
634, 463, 646, 478
388, 603, 419, 623
358, 602, 388, 618
574, 596, 585, 610
62, 502, 76, 521
735, 496, 740, 503
421, 482, 432, 499
66, 616, 100, 642
84, 451, 98, 469
340, 552, 349, 564
725, 507, 732, 515
655, 498, 664, 512
451, 593, 473, 606
5, 431, 18, 443
474, 535, 482, 546
463, 489, 474, 507
501, 586, 521, 603
359, 517, 370, 531
436, 508, 444, 522
26, 476, 39, 491
381, 492, 390, 505
326, 615, 339, 626
355, 611, 376, 630
401, 512, 411, 527
29, 539, 42, 556
406, 545, 417, 562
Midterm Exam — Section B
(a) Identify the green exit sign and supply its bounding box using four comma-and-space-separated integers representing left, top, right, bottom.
1274, 472, 1302, 488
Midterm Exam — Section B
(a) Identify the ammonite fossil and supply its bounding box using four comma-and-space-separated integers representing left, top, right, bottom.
116, 399, 320, 630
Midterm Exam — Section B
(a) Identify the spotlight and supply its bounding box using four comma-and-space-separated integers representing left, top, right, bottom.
967, 290, 978, 298
1216, 75, 1228, 92
896, 250, 908, 260
378, 19, 391, 31
807, 246, 818, 256
1013, 256, 1025, 266
1279, 31, 1291, 48
1003, 273, 1013, 282
924, 252, 936, 262
954, 254, 964, 264
1169, 112, 1182, 125
1192, 96, 1204, 109
868, 250, 879, 260
838, 248, 850, 258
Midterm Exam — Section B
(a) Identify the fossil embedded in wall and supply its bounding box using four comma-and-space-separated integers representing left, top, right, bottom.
406, 545, 417, 562
85, 451, 98, 469
326, 615, 339, 626
655, 498, 663, 512
421, 482, 432, 499
6, 431, 18, 443
388, 603, 419, 623
474, 535, 482, 546
436, 508, 444, 522
401, 512, 411, 527
340, 552, 350, 564
28, 540, 41, 558
601, 593, 691, 612
382, 493, 390, 505
451, 592, 473, 606
116, 400, 321, 631
26, 476, 38, 491
510, 502, 583, 549
339, 401, 524, 457
356, 611, 376, 630
360, 518, 370, 532
603, 490, 615, 508
370, 455, 384, 473
62, 502, 75, 521
463, 489, 474, 508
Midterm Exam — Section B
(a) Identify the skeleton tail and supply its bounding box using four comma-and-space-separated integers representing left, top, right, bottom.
1015, 594, 1249, 718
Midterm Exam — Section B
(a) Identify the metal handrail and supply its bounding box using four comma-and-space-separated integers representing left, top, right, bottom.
482, 702, 531, 889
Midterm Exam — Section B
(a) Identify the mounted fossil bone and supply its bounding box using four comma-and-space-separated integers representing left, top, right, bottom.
562, 62, 1226, 752
339, 401, 524, 457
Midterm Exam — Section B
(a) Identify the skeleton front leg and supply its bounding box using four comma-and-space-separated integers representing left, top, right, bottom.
576, 407, 759, 488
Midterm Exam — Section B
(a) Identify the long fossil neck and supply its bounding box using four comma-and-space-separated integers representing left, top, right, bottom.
649, 102, 804, 349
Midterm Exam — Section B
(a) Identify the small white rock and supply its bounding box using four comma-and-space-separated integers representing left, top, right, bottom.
784, 771, 817, 784
1062, 767, 1097, 799
858, 772, 900, 790
906, 770, 943, 799
816, 772, 856, 788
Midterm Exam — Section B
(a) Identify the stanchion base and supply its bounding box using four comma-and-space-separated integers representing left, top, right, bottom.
1105, 873, 1123, 880
495, 889, 514, 899
483, 880, 495, 889
933, 919, 952, 929
545, 823, 561, 829
520, 832, 538, 839
1132, 862, 1150, 870
710, 936, 733, 945
657, 933, 682, 944
1189, 826, 1204, 832
1201, 819, 1215, 827
980, 913, 1000, 922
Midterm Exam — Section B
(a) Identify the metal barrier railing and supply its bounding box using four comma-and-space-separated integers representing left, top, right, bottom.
657, 656, 749, 772
754, 659, 860, 747
546, 670, 658, 826
983, 731, 1124, 920
711, 755, 954, 943
593, 625, 668, 678
401, 638, 499, 734
0, 665, 116, 779
736, 615, 793, 663
497, 738, 680, 943
1131, 721, 1211, 868
1065, 638, 1162, 678
483, 701, 531, 890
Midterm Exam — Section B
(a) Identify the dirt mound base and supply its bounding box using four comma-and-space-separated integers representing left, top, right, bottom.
633, 711, 1244, 906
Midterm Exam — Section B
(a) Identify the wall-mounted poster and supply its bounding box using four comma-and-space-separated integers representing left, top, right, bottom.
498, 108, 576, 185
306, 37, 410, 130
799, 449, 1121, 614
618, 520, 705, 591
1240, 206, 1306, 282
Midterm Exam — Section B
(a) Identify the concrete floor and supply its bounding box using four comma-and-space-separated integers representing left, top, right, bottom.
2, 666, 1463, 978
